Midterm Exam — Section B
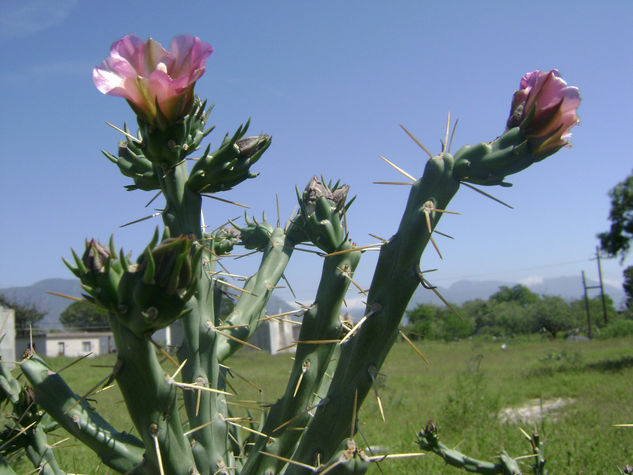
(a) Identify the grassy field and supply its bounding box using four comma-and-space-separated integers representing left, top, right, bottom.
6, 336, 633, 474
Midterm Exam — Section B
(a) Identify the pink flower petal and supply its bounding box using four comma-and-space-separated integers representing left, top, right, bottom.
507, 69, 580, 158
110, 34, 146, 73
93, 34, 213, 126
144, 38, 170, 75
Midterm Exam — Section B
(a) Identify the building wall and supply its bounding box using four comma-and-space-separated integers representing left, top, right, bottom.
44, 333, 113, 358
0, 307, 15, 368
249, 319, 300, 355
15, 335, 46, 359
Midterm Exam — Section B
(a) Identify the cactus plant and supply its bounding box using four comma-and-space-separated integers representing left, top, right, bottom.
0, 352, 62, 474
10, 34, 580, 474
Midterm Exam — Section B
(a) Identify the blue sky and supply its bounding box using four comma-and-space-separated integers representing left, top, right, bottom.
2, 1, 632, 304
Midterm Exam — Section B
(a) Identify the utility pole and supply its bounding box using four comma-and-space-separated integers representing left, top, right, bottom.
581, 271, 592, 339
595, 246, 609, 325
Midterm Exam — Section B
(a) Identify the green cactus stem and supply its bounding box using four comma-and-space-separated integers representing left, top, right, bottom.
286, 152, 460, 472
174, 251, 229, 475
0, 455, 16, 474
319, 439, 371, 474
20, 423, 63, 475
242, 240, 361, 474
417, 422, 522, 475
0, 357, 62, 475
19, 353, 145, 473
215, 225, 296, 361
452, 126, 540, 187
159, 160, 203, 239
0, 359, 20, 406
527, 431, 547, 475
102, 132, 160, 192
116, 235, 199, 337
187, 120, 271, 194
137, 99, 214, 168
106, 316, 197, 474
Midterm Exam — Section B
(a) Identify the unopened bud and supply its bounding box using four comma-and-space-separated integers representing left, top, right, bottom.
144, 236, 194, 294
235, 135, 270, 158
82, 239, 111, 273
303, 177, 349, 212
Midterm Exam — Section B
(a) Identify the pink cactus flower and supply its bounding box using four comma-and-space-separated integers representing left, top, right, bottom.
507, 69, 580, 157
93, 34, 213, 127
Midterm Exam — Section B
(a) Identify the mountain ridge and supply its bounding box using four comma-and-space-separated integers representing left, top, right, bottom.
0, 275, 625, 330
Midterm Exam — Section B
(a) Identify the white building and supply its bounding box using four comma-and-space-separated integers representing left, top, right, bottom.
16, 332, 114, 358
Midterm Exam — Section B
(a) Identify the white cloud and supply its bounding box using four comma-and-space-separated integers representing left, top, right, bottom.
604, 277, 623, 288
0, 0, 79, 38
519, 275, 545, 286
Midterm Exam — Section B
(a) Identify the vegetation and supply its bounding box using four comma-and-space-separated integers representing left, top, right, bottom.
6, 338, 633, 473
405, 284, 625, 341
59, 301, 109, 331
599, 171, 633, 260
0, 294, 45, 336
599, 168, 633, 313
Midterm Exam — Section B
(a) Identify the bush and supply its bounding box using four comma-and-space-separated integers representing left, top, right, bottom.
597, 319, 633, 339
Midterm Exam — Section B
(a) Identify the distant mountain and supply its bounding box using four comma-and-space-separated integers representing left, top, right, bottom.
0, 278, 300, 331
1, 275, 626, 330
409, 275, 625, 308
0, 278, 82, 330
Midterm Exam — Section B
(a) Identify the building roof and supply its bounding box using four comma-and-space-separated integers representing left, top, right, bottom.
44, 332, 113, 338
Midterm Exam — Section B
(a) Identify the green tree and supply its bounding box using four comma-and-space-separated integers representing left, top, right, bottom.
459, 299, 493, 335
599, 171, 633, 259
405, 303, 441, 340
570, 294, 618, 334
599, 171, 633, 310
438, 306, 474, 341
0, 294, 45, 336
623, 266, 633, 311
405, 303, 473, 341
488, 301, 532, 336
528, 296, 576, 339
60, 301, 109, 331
489, 284, 539, 307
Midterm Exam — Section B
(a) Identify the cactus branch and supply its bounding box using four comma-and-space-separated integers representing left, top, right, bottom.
215, 226, 296, 361
106, 316, 197, 474
417, 423, 522, 474
19, 353, 145, 473
288, 153, 460, 471
241, 240, 361, 473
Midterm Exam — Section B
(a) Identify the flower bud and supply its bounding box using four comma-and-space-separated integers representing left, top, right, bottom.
507, 69, 580, 159
235, 135, 271, 158
297, 177, 352, 253
81, 239, 111, 273
211, 227, 241, 255
187, 124, 271, 193
138, 236, 195, 295
102, 136, 160, 191
65, 238, 124, 312
115, 235, 198, 337
236, 217, 274, 251
453, 70, 581, 185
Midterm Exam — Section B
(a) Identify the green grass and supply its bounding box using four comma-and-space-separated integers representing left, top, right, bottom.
5, 337, 633, 473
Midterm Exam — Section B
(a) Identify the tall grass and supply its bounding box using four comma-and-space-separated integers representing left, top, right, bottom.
6, 337, 633, 473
